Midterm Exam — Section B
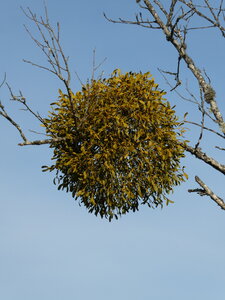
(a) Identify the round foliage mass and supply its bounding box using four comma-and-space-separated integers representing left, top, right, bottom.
43, 70, 187, 221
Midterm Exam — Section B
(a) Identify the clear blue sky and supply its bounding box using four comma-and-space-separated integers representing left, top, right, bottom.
1, 1, 225, 300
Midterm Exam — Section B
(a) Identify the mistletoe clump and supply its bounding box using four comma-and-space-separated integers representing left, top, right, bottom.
43, 70, 187, 221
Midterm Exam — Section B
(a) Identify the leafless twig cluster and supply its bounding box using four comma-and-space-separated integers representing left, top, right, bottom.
0, 5, 75, 146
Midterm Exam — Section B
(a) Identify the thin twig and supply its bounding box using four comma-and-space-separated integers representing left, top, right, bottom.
215, 146, 225, 150
184, 120, 225, 139
195, 90, 205, 148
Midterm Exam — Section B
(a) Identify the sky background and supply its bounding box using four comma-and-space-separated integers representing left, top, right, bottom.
1, 1, 225, 299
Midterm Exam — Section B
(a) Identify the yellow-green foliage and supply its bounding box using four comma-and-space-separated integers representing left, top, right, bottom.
43, 70, 187, 221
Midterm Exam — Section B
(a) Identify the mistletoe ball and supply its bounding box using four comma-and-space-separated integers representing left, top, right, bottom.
43, 70, 187, 220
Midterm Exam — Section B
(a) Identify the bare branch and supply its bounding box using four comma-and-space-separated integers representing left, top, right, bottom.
188, 176, 225, 210
179, 0, 225, 36
184, 144, 225, 175
21, 5, 78, 128
103, 12, 161, 29
23, 58, 58, 76
6, 83, 46, 125
0, 102, 28, 143
158, 69, 218, 124
167, 0, 179, 27
18, 137, 65, 146
153, 0, 168, 17
158, 68, 198, 104
21, 6, 71, 86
